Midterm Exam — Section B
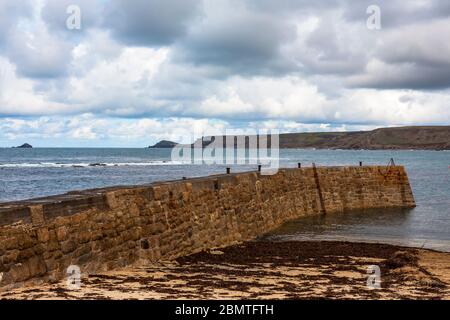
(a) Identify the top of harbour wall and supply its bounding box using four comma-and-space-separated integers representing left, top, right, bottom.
0, 165, 408, 227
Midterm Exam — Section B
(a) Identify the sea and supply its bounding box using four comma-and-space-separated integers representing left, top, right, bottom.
0, 148, 449, 252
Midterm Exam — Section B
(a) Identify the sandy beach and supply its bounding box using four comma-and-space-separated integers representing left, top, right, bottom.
1, 241, 449, 300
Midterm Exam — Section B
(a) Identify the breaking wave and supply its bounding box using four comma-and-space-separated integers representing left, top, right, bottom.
0, 161, 186, 168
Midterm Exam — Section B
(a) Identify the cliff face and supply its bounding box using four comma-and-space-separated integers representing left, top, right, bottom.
278, 126, 450, 150
195, 126, 450, 150
0, 166, 415, 287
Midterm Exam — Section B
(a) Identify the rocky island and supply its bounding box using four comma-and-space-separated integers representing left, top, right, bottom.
148, 140, 178, 148
13, 143, 33, 148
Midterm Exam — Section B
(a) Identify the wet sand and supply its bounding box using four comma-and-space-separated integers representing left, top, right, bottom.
1, 241, 449, 300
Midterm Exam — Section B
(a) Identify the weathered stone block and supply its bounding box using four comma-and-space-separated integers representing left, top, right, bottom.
3, 237, 18, 251
27, 256, 47, 277
106, 192, 119, 209
8, 262, 31, 282
29, 205, 45, 226
76, 253, 92, 265
74, 243, 91, 257
61, 240, 77, 254
46, 240, 60, 252
17, 248, 35, 262
2, 250, 19, 265
17, 233, 35, 250
37, 227, 50, 243
77, 231, 91, 244
56, 226, 68, 242
153, 186, 162, 201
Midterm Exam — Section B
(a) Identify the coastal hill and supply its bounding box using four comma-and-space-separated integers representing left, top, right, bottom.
277, 126, 450, 150
188, 126, 450, 150
13, 143, 33, 148
148, 140, 178, 148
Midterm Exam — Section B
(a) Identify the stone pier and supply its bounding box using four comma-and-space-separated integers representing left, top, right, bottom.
0, 166, 415, 288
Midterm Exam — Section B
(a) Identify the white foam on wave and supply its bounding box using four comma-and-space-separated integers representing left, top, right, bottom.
0, 161, 186, 168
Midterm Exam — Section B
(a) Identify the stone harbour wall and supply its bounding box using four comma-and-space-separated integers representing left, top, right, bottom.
0, 166, 415, 288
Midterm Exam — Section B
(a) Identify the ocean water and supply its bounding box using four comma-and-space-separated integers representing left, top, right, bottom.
0, 148, 449, 251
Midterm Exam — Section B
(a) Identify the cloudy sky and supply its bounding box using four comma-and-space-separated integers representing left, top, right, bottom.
0, 0, 449, 147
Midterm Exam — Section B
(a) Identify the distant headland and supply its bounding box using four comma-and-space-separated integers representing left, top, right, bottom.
151, 126, 450, 150
273, 126, 450, 150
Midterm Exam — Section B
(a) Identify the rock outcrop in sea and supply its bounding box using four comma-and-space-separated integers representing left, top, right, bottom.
148, 140, 178, 148
14, 143, 33, 148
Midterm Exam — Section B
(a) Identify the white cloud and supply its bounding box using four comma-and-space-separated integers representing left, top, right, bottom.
1, 114, 385, 148
0, 115, 230, 146
198, 76, 329, 120
0, 57, 68, 115
67, 46, 169, 114
6, 20, 73, 78
336, 89, 450, 125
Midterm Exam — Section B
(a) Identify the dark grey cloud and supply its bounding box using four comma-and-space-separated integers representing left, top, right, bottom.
376, 22, 450, 69
0, 1, 74, 79
5, 26, 73, 79
348, 64, 450, 91
347, 17, 450, 90
174, 9, 297, 77
0, 0, 32, 46
170, 0, 450, 86
298, 18, 367, 76
245, 0, 340, 14
4, 0, 450, 89
263, 0, 450, 90
104, 0, 202, 46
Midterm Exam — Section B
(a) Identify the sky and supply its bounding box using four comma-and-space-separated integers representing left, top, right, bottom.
0, 0, 449, 147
